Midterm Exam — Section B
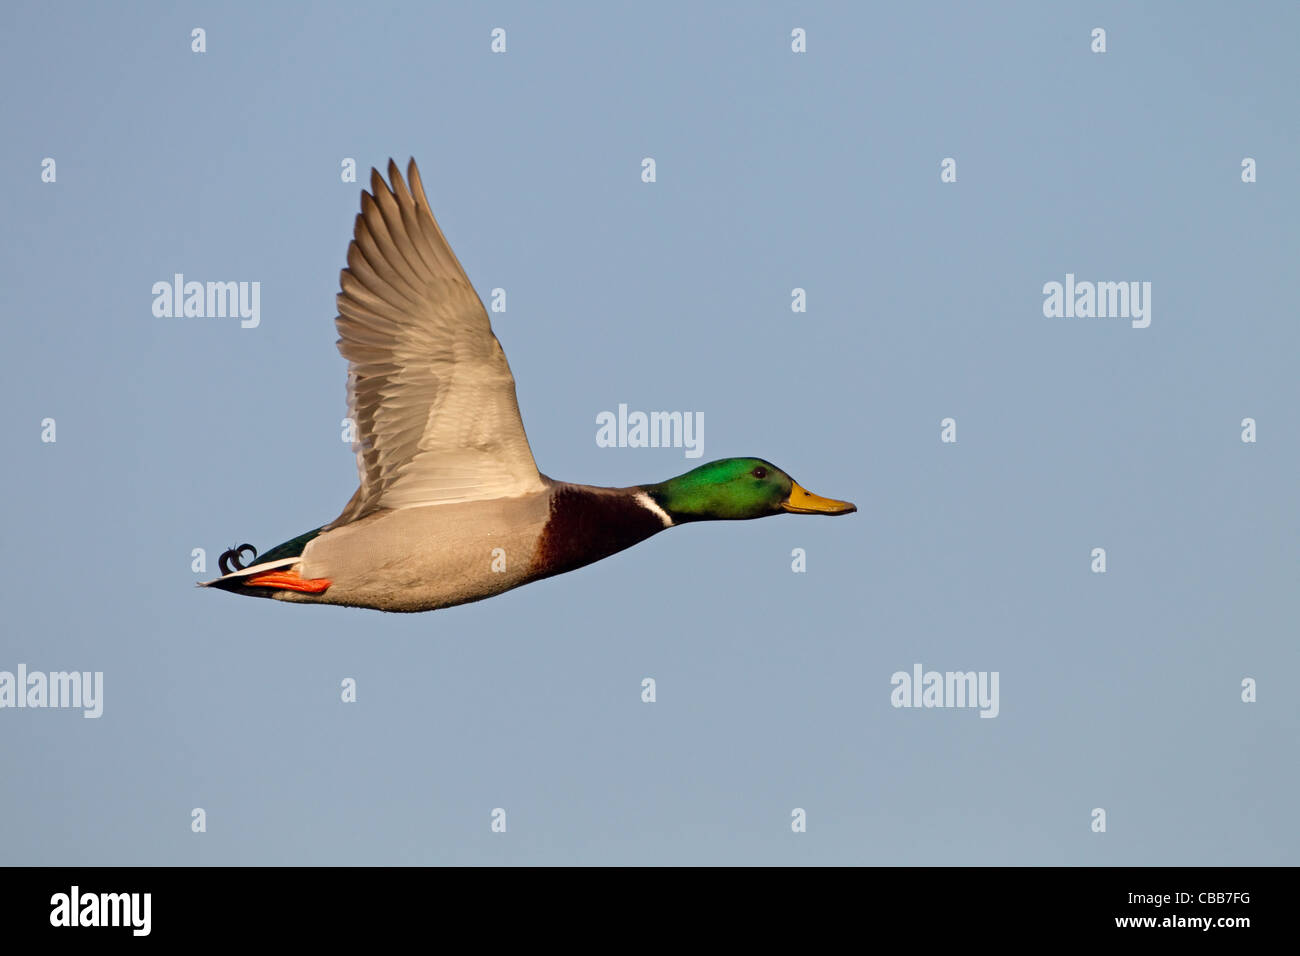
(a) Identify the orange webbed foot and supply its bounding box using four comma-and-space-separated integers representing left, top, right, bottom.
243, 570, 332, 594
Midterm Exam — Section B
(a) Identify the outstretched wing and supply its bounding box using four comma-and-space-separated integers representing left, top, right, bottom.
329, 159, 544, 527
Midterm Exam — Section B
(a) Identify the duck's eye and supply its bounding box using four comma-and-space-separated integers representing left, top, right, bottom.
752, 467, 767, 479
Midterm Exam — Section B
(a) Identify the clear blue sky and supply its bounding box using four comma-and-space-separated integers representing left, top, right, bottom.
2, 0, 1296, 864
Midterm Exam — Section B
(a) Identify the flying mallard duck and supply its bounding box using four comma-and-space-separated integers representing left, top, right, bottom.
202, 159, 855, 612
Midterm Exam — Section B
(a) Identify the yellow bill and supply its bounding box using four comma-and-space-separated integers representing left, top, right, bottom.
782, 481, 857, 515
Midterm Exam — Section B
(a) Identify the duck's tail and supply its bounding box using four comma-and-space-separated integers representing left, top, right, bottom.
197, 544, 302, 593
198, 529, 329, 595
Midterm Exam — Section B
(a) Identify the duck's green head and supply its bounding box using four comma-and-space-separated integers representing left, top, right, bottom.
644, 457, 856, 523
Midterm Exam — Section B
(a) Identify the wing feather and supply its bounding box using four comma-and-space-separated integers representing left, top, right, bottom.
328, 158, 543, 527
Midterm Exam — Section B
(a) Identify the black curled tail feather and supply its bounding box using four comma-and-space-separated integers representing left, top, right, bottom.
218, 544, 258, 575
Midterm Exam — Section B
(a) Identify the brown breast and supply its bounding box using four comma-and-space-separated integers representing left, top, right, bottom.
531, 485, 669, 579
